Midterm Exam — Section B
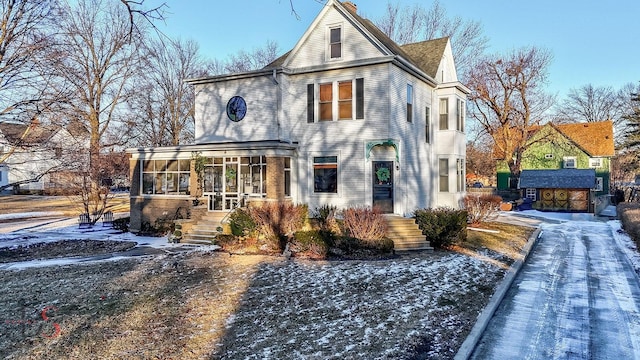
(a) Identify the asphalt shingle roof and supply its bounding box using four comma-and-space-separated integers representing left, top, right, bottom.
519, 169, 596, 189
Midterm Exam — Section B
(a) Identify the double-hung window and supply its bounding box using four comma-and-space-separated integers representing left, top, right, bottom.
439, 98, 449, 130
456, 158, 465, 192
313, 156, 338, 193
425, 106, 431, 143
338, 81, 352, 120
407, 84, 413, 123
308, 79, 364, 122
319, 83, 333, 121
456, 99, 465, 132
439, 158, 449, 192
329, 27, 341, 59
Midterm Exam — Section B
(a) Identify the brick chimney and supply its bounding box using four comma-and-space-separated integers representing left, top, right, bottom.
342, 1, 357, 14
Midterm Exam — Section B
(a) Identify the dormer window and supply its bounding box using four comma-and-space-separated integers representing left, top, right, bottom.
329, 26, 341, 59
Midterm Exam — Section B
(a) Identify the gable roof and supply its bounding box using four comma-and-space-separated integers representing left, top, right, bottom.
553, 121, 615, 157
264, 0, 449, 81
0, 121, 89, 146
494, 120, 615, 160
0, 122, 56, 145
519, 169, 596, 189
399, 38, 449, 79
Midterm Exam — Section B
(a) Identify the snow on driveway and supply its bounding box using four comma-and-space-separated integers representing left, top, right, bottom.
471, 217, 640, 359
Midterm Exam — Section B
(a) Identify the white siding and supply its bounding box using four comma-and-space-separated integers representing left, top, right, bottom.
283, 63, 393, 211
287, 6, 386, 69
194, 76, 279, 144
184, 1, 468, 213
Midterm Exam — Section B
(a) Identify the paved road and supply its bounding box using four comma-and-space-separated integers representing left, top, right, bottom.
471, 219, 640, 359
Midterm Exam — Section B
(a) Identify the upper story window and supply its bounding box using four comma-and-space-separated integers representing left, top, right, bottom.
407, 84, 413, 123
563, 156, 576, 168
589, 158, 602, 168
308, 79, 364, 122
456, 99, 465, 132
439, 98, 449, 130
425, 106, 431, 144
338, 81, 352, 120
319, 83, 333, 121
329, 26, 342, 59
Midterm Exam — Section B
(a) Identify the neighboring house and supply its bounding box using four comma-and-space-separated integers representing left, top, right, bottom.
0, 120, 89, 194
496, 121, 615, 211
127, 0, 469, 232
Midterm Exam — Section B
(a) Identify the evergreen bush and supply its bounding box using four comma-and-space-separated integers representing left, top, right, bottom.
413, 207, 467, 248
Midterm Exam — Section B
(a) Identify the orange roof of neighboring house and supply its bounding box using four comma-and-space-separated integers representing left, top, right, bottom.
553, 121, 615, 157
494, 120, 615, 159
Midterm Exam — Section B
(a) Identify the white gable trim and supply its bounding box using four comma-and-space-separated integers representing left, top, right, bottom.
282, 0, 396, 68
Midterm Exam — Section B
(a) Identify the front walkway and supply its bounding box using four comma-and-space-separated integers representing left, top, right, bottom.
470, 217, 640, 359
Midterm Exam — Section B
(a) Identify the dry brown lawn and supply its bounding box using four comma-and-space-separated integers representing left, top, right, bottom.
0, 194, 129, 216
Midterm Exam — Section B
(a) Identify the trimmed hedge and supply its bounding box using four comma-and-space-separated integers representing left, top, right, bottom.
414, 207, 467, 248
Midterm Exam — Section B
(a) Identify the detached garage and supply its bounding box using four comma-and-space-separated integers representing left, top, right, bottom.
519, 169, 596, 212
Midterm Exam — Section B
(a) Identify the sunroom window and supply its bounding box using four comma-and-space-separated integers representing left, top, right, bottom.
142, 159, 190, 195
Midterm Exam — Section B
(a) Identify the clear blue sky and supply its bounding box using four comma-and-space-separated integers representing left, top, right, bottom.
147, 0, 640, 98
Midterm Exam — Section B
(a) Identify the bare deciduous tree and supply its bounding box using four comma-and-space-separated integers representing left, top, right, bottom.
0, 0, 61, 165
222, 40, 280, 74
131, 37, 205, 147
54, 0, 142, 222
556, 84, 623, 123
467, 46, 555, 186
374, 0, 488, 80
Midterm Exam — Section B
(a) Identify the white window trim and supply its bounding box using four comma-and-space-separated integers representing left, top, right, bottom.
439, 98, 449, 130
456, 98, 465, 132
310, 153, 340, 195
407, 83, 414, 123
563, 156, 577, 169
439, 158, 449, 192
526, 188, 536, 201
589, 157, 603, 168
316, 80, 357, 122
327, 24, 343, 61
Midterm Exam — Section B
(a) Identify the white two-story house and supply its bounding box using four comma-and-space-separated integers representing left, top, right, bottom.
127, 0, 468, 232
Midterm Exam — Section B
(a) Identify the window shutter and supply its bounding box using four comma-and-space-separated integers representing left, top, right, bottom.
356, 78, 364, 119
307, 84, 314, 123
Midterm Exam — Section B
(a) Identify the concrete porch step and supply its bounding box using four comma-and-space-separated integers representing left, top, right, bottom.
385, 215, 432, 252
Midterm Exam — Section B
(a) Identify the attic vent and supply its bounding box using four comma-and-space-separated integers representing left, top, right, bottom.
545, 153, 554, 159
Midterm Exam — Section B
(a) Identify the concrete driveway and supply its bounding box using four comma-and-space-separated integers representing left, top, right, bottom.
470, 217, 640, 359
